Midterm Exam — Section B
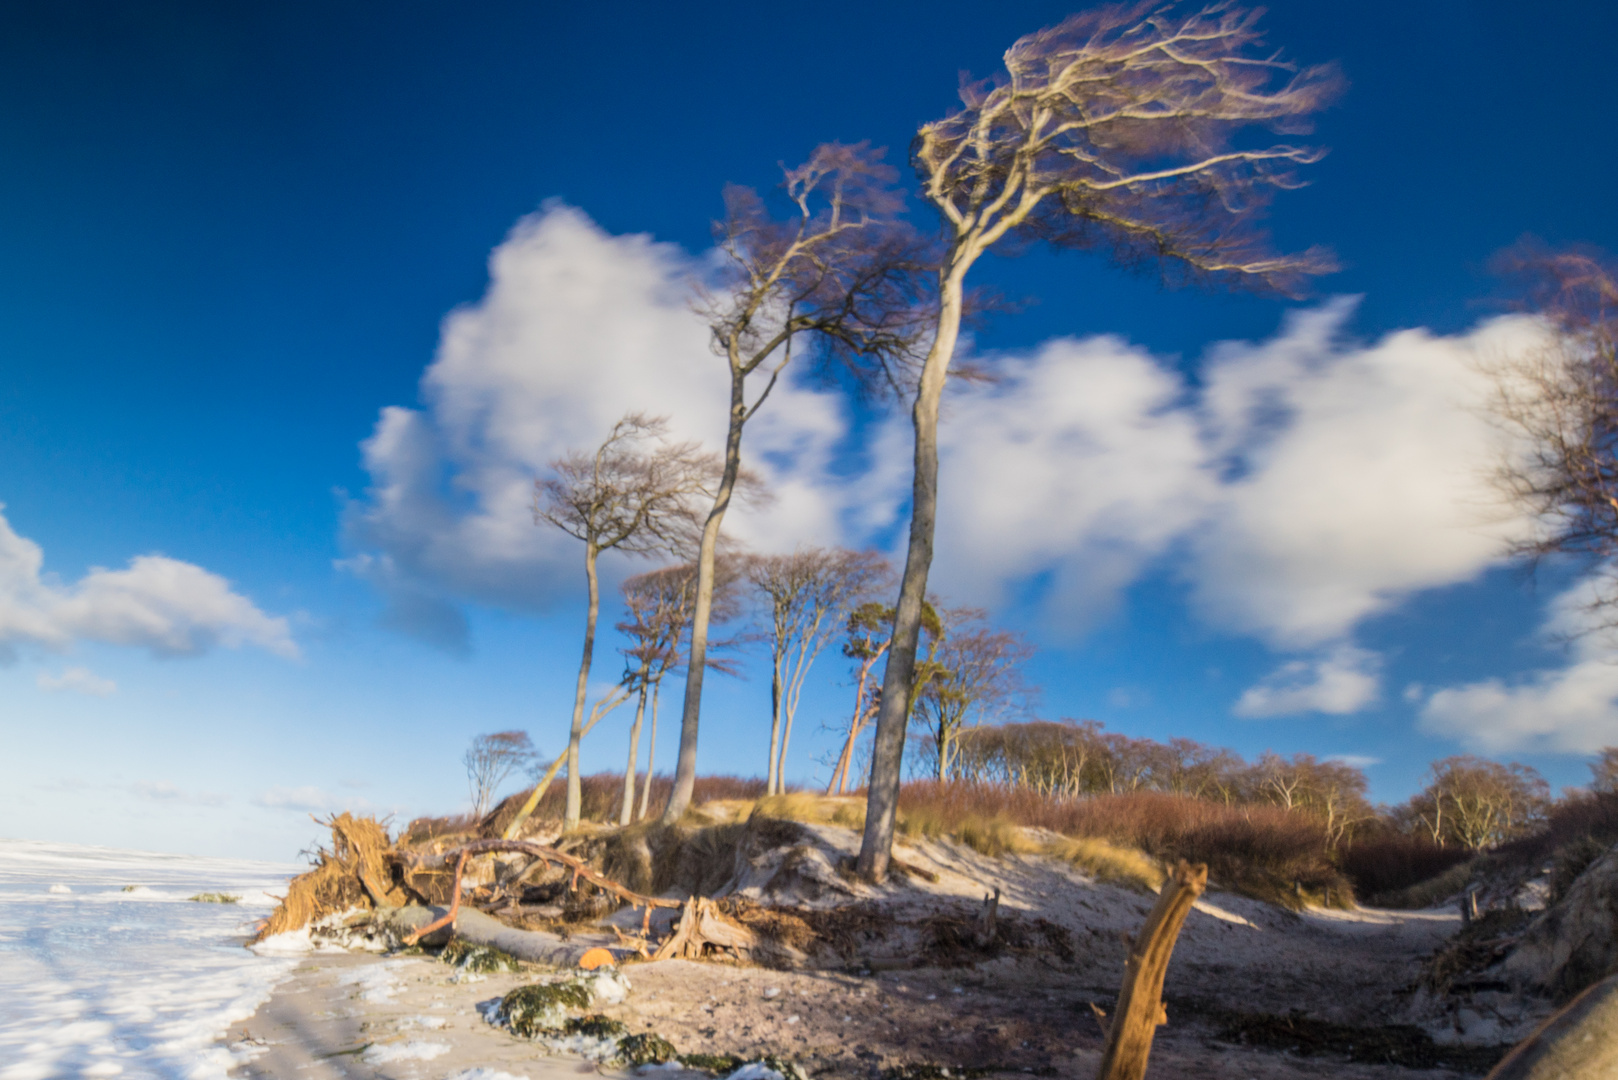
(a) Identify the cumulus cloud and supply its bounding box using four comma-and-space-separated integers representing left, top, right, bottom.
1420, 577, 1618, 753
36, 666, 116, 696
929, 335, 1214, 627
0, 506, 296, 660
1189, 300, 1542, 647
346, 203, 1552, 731
344, 204, 854, 643
1232, 645, 1382, 718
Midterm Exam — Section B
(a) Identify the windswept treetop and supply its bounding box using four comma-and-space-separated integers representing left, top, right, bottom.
705, 142, 935, 396
915, 0, 1343, 290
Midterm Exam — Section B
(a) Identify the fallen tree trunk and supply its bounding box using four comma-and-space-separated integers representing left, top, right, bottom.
379, 905, 603, 966
1096, 859, 1208, 1080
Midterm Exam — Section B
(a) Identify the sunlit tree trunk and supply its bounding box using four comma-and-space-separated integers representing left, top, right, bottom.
565, 542, 600, 831
619, 678, 649, 826
663, 371, 744, 823
857, 268, 967, 879
638, 680, 661, 821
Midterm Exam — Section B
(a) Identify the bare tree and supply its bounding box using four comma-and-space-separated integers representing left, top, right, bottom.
536, 414, 717, 831
1407, 755, 1550, 849
858, 2, 1340, 879
615, 557, 745, 824
748, 548, 891, 794
913, 610, 1035, 782
464, 730, 537, 819
1483, 246, 1618, 621
662, 145, 931, 824
1592, 747, 1618, 795
828, 601, 896, 795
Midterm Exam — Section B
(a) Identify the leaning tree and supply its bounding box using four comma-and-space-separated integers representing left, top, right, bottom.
534, 414, 716, 831
857, 1, 1341, 879
661, 145, 931, 824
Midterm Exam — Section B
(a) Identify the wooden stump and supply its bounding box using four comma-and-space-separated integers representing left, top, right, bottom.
1095, 859, 1208, 1080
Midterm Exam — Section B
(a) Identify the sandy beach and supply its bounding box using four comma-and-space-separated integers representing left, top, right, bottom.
226, 832, 1495, 1080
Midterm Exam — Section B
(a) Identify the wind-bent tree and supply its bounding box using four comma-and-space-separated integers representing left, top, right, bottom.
536, 414, 716, 831
1483, 246, 1618, 621
615, 557, 745, 824
748, 548, 890, 795
662, 145, 930, 824
858, 2, 1340, 879
913, 611, 1034, 782
464, 730, 537, 819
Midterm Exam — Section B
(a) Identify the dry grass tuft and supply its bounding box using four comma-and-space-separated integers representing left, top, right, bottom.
1043, 835, 1164, 892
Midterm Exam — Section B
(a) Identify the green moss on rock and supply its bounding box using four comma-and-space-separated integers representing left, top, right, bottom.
562, 1014, 629, 1039
615, 1031, 679, 1067
441, 938, 521, 974
500, 980, 594, 1037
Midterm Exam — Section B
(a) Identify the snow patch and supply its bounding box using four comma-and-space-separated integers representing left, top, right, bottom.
360, 1040, 451, 1064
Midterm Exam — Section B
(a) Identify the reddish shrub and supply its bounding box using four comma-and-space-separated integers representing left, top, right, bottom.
1336, 834, 1471, 897
891, 781, 1350, 906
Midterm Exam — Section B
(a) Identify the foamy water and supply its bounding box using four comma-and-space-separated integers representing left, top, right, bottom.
0, 838, 300, 1080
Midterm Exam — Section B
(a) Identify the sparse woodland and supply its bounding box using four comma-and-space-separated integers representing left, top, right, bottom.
259, 6, 1618, 1078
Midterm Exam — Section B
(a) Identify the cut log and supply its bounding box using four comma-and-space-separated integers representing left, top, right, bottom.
1095, 859, 1208, 1080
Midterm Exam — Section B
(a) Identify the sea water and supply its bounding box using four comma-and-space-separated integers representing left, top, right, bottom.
0, 838, 300, 1080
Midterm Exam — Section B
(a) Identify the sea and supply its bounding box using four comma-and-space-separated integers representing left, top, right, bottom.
0, 838, 301, 1080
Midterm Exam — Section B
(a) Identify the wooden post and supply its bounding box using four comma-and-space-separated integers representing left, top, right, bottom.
1095, 860, 1208, 1080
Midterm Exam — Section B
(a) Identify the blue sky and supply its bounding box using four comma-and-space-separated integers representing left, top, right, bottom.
4, 0, 1617, 861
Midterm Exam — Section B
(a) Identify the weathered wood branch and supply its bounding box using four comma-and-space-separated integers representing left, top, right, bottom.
400, 839, 681, 946
1095, 859, 1208, 1080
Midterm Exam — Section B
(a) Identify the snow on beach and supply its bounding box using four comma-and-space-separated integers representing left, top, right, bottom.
0, 838, 301, 1080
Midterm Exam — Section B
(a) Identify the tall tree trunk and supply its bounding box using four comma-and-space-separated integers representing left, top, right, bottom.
663, 364, 746, 824
638, 680, 661, 821
619, 679, 649, 826
857, 269, 967, 881
766, 659, 783, 796
564, 542, 601, 832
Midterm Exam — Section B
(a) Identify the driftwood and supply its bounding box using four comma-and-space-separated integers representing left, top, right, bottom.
401, 839, 681, 946
652, 897, 759, 961
1095, 859, 1208, 1080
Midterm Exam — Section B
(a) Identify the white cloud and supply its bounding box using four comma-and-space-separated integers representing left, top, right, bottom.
36, 666, 115, 696
345, 205, 1556, 708
0, 505, 296, 660
1324, 754, 1382, 768
1233, 645, 1383, 718
344, 204, 855, 645
1188, 300, 1543, 647
253, 785, 342, 813
131, 780, 227, 807
929, 336, 1214, 628
1421, 576, 1618, 753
